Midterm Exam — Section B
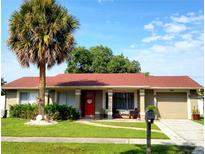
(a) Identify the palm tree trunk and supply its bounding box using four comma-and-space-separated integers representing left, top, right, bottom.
38, 60, 46, 119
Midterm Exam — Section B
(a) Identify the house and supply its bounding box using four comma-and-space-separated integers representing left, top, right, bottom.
2, 73, 203, 119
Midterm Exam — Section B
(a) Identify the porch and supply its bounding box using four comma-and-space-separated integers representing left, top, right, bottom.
53, 89, 147, 119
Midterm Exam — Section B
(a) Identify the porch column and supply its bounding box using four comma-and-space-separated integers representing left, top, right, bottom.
134, 90, 138, 109
153, 90, 159, 118
187, 90, 191, 119
154, 91, 157, 106
75, 89, 81, 115
102, 90, 106, 110
108, 90, 113, 119
16, 90, 20, 104
139, 89, 145, 119
54, 90, 58, 103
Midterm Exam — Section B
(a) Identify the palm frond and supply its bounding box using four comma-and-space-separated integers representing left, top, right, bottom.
7, 0, 79, 68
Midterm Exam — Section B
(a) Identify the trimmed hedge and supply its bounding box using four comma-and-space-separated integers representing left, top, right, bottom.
9, 104, 80, 120
9, 104, 38, 119
45, 104, 80, 120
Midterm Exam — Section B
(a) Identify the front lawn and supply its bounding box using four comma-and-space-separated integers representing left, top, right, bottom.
2, 118, 168, 139
2, 142, 195, 154
94, 121, 160, 130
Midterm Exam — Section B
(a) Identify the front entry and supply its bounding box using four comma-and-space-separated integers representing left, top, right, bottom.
84, 91, 95, 116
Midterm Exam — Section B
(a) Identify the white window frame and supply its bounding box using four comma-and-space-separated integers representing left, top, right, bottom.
57, 91, 75, 107
18, 90, 38, 104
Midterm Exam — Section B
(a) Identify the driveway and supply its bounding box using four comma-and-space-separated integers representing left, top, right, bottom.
155, 119, 204, 153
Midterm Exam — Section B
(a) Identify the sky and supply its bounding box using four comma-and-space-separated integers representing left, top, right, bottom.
1, 0, 204, 85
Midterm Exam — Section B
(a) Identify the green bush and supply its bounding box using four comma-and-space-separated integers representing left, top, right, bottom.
44, 104, 80, 120
10, 103, 80, 120
146, 105, 158, 116
9, 104, 38, 119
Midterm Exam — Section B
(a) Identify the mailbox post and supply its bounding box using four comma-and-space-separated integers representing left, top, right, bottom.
145, 110, 155, 154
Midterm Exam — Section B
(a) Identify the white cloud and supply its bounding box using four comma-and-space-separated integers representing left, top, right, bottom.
164, 23, 187, 33
149, 45, 168, 53
144, 23, 154, 30
144, 20, 163, 31
181, 34, 192, 40
142, 35, 160, 43
142, 34, 174, 43
171, 14, 203, 23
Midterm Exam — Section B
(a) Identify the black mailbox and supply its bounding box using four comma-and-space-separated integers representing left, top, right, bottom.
145, 110, 155, 123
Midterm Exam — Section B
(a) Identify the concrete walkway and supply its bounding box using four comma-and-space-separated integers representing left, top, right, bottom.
76, 120, 161, 133
155, 119, 204, 154
1, 136, 174, 145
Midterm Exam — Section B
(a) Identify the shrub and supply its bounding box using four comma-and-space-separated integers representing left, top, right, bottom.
146, 105, 158, 116
44, 104, 80, 120
9, 104, 38, 119
10, 103, 79, 120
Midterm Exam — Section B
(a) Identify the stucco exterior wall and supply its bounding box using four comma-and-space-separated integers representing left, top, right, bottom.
145, 90, 154, 108
5, 90, 17, 110
190, 90, 198, 111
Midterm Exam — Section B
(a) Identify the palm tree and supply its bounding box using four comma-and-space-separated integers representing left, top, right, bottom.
1, 78, 7, 96
7, 0, 79, 119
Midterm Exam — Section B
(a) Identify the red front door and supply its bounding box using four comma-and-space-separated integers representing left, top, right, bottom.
84, 91, 95, 116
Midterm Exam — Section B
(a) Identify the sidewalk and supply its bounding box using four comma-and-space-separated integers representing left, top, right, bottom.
0, 136, 185, 145
77, 120, 161, 133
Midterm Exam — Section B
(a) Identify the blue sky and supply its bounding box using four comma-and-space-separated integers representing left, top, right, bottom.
1, 0, 204, 85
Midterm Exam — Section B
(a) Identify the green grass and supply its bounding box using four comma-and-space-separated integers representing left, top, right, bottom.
94, 121, 160, 130
2, 142, 195, 154
193, 116, 204, 125
2, 118, 168, 139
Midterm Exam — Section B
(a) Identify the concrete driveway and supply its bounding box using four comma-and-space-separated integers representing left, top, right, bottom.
155, 119, 204, 153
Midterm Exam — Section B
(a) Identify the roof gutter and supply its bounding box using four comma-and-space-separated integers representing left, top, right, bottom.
2, 85, 203, 90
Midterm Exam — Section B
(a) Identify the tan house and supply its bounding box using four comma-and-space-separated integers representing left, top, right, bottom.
2, 73, 203, 119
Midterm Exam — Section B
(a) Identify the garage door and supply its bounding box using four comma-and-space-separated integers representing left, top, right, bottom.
157, 92, 187, 119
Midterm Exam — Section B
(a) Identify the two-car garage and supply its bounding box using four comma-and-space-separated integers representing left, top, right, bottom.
157, 92, 188, 119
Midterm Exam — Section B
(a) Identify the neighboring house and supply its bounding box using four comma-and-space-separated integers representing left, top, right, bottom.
2, 73, 203, 119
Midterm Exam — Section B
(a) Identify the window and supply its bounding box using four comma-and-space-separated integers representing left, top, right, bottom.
58, 92, 75, 107
19, 92, 37, 104
111, 92, 134, 110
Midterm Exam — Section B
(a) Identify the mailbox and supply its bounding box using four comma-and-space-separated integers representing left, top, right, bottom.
145, 110, 155, 123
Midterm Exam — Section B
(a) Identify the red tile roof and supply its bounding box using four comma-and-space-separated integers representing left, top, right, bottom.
2, 73, 202, 89
147, 76, 202, 88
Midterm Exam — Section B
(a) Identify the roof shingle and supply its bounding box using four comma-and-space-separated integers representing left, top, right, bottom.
2, 73, 202, 89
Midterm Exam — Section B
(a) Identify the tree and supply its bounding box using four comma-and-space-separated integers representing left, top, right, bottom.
90, 45, 113, 73
127, 60, 141, 73
65, 45, 141, 73
107, 55, 141, 73
65, 47, 92, 73
144, 72, 150, 76
107, 55, 128, 73
7, 0, 79, 118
